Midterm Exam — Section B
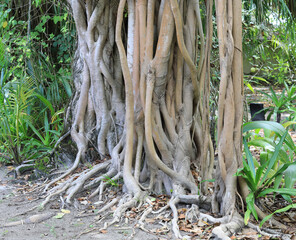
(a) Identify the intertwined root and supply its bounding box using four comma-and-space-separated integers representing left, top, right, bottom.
37, 0, 248, 238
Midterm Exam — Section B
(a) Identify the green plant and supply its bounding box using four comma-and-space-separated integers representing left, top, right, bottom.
260, 204, 296, 227
236, 121, 296, 225
0, 75, 36, 164
259, 87, 296, 122
103, 175, 120, 187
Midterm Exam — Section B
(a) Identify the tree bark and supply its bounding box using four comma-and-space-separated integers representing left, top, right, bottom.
213, 0, 244, 231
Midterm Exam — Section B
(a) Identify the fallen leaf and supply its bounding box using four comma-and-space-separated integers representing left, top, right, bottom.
100, 229, 107, 234
242, 228, 258, 235
61, 209, 71, 214
145, 218, 155, 223
53, 213, 65, 219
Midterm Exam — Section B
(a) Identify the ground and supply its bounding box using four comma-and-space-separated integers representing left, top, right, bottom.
0, 163, 295, 240
0, 166, 164, 240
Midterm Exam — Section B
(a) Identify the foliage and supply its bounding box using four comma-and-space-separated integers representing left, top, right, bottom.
259, 86, 296, 122
243, 2, 296, 86
236, 121, 296, 225
260, 203, 296, 227
0, 1, 75, 167
0, 45, 63, 165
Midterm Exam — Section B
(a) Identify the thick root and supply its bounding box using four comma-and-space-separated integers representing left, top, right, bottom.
43, 149, 84, 192
65, 161, 111, 203
211, 212, 244, 240
40, 161, 111, 208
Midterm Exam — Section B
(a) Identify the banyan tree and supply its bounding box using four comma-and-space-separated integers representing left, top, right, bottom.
43, 0, 245, 238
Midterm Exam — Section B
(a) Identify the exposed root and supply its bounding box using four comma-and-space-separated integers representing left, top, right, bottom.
15, 163, 35, 176
40, 161, 112, 209
65, 161, 111, 204
179, 194, 211, 210
85, 168, 117, 191
94, 198, 119, 217
40, 182, 71, 210
248, 222, 290, 239
169, 196, 182, 239
211, 212, 244, 240
152, 202, 170, 214
138, 206, 152, 232
89, 172, 122, 200
43, 149, 83, 192
101, 193, 144, 230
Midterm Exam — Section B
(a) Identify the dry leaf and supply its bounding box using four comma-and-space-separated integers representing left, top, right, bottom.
100, 229, 107, 234
145, 218, 155, 223
61, 209, 71, 214
242, 228, 258, 235
53, 213, 65, 219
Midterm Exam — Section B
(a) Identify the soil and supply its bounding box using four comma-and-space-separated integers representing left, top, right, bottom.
0, 166, 163, 240
1, 164, 295, 240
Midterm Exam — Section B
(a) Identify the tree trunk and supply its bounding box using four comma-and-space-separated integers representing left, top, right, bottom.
43, 0, 219, 238
211, 0, 244, 237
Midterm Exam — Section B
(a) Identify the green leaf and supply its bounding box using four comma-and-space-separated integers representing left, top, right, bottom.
244, 209, 251, 225
252, 76, 269, 83
243, 121, 295, 153
243, 138, 256, 182
33, 93, 54, 116
53, 213, 65, 219
259, 131, 288, 186
260, 204, 296, 227
284, 164, 296, 189
246, 83, 254, 93
246, 193, 258, 221
257, 188, 296, 198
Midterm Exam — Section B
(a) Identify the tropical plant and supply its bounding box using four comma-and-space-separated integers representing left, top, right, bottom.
0, 75, 36, 164
0, 37, 65, 165
236, 121, 296, 225
259, 86, 296, 122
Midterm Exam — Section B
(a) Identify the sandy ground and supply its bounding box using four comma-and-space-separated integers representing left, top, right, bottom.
0, 167, 166, 240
